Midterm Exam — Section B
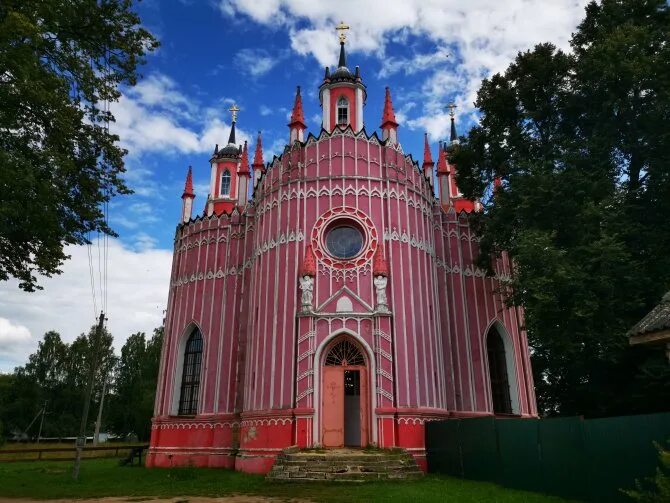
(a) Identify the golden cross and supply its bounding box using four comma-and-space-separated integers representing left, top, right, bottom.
447, 103, 457, 118
336, 21, 350, 43
229, 104, 240, 122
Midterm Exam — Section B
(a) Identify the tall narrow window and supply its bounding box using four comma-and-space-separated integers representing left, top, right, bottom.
337, 96, 349, 125
487, 328, 512, 414
178, 330, 203, 415
220, 169, 231, 197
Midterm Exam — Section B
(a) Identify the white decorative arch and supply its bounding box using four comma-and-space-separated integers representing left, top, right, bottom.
312, 329, 377, 447
483, 319, 520, 415
170, 321, 206, 416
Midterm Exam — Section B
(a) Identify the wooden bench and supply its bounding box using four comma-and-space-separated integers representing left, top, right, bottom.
119, 445, 146, 466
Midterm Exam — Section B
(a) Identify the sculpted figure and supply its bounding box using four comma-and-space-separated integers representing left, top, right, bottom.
299, 275, 314, 310
374, 275, 388, 311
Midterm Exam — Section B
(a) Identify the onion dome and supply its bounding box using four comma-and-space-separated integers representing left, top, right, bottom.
300, 245, 317, 276
373, 247, 389, 277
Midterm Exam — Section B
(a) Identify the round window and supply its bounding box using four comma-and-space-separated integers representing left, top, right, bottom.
326, 225, 364, 259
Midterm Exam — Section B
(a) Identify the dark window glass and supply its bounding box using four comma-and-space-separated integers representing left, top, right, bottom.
337, 97, 348, 125
326, 226, 363, 259
178, 330, 203, 415
220, 170, 231, 196
487, 328, 512, 414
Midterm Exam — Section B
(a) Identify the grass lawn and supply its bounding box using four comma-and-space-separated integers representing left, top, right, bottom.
0, 458, 571, 502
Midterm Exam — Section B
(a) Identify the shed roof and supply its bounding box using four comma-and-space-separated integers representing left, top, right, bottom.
628, 291, 670, 338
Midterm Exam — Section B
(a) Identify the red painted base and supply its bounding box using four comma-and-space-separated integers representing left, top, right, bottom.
147, 408, 453, 474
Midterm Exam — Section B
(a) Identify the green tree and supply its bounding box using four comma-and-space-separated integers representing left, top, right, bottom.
453, 0, 670, 416
108, 326, 162, 440
0, 0, 158, 291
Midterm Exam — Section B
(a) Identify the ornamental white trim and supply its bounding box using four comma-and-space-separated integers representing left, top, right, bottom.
152, 421, 239, 430
373, 329, 391, 342
376, 368, 394, 381
297, 369, 314, 381
376, 388, 393, 400
296, 388, 314, 401
240, 417, 294, 427
375, 347, 392, 361
396, 416, 444, 426
383, 228, 435, 257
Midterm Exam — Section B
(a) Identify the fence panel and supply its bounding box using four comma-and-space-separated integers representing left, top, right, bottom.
585, 412, 670, 502
425, 420, 462, 476
459, 417, 499, 481
496, 418, 543, 492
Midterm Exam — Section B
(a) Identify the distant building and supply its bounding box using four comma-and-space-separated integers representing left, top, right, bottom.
147, 24, 537, 474
628, 291, 670, 363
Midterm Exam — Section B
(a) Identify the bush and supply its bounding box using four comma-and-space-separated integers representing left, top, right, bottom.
624, 442, 670, 502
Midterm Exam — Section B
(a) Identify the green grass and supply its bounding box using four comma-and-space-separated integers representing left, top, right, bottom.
0, 458, 572, 502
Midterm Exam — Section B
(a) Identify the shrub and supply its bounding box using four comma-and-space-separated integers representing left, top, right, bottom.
624, 442, 670, 502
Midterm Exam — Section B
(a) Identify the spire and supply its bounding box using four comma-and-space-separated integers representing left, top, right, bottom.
213, 143, 219, 155
338, 41, 347, 68
300, 245, 317, 276
437, 141, 449, 175
448, 103, 459, 145
227, 121, 236, 145
289, 86, 306, 128
220, 104, 241, 158
373, 247, 389, 277
423, 133, 433, 166
239, 140, 250, 176
252, 131, 265, 171
182, 166, 195, 199
380, 87, 398, 128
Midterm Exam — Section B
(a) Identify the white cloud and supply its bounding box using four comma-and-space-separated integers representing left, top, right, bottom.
0, 241, 172, 372
236, 48, 280, 78
217, 0, 590, 137
111, 73, 253, 157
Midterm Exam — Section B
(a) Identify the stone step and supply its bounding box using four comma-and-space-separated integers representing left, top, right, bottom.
267, 447, 424, 482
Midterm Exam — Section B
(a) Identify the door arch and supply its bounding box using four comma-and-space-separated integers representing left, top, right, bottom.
320, 337, 370, 448
485, 322, 520, 415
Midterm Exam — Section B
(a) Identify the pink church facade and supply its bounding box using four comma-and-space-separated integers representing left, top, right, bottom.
147, 32, 537, 474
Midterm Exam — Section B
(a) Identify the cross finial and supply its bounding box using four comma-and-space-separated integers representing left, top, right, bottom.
336, 21, 350, 43
229, 104, 240, 123
447, 103, 457, 118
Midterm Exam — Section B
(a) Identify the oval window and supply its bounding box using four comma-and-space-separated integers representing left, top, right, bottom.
326, 226, 364, 259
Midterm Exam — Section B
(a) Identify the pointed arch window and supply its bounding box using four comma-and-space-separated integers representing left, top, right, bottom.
337, 96, 349, 126
178, 329, 203, 415
220, 169, 231, 197
487, 327, 512, 414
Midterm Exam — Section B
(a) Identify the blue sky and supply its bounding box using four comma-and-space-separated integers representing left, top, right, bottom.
0, 0, 590, 370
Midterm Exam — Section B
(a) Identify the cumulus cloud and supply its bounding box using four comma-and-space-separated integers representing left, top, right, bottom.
236, 48, 281, 78
0, 241, 172, 372
111, 73, 253, 157
217, 0, 589, 137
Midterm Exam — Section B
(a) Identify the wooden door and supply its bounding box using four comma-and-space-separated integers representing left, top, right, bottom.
359, 367, 369, 446
322, 366, 344, 447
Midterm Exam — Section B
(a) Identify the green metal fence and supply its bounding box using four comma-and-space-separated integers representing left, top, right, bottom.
426, 412, 670, 502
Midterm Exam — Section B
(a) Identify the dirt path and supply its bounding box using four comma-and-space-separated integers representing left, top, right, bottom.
0, 497, 312, 503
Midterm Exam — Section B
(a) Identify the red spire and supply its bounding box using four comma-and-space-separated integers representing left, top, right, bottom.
300, 245, 316, 276
289, 86, 307, 128
252, 131, 265, 172
380, 87, 398, 128
238, 141, 250, 176
436, 142, 449, 175
182, 166, 194, 199
373, 247, 389, 277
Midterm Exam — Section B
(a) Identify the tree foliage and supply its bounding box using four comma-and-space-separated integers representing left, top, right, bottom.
0, 325, 162, 441
453, 0, 670, 416
0, 0, 158, 291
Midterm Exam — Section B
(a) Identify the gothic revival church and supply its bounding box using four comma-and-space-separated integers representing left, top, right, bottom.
147, 25, 537, 473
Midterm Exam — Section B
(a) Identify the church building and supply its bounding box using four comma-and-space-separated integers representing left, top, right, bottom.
147, 24, 537, 474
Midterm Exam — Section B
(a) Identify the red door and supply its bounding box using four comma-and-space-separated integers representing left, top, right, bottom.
322, 366, 344, 447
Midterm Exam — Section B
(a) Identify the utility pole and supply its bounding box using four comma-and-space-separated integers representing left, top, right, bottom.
72, 311, 105, 480
93, 376, 109, 447
36, 401, 47, 445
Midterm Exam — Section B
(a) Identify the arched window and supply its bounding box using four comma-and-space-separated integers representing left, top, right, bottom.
178, 330, 203, 415
337, 96, 349, 125
220, 169, 231, 197
325, 339, 365, 366
487, 327, 512, 414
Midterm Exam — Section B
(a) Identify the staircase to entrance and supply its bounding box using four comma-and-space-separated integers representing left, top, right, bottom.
267, 447, 424, 481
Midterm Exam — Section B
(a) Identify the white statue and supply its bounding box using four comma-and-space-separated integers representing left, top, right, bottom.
299, 275, 314, 311
374, 275, 389, 312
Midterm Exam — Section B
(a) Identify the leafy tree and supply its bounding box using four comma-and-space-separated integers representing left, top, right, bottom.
108, 327, 162, 440
453, 0, 670, 416
0, 0, 158, 291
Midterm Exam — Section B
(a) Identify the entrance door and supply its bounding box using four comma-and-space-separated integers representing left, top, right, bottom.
321, 338, 368, 448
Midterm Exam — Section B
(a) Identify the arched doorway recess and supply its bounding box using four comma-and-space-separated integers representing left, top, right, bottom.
321, 338, 369, 447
